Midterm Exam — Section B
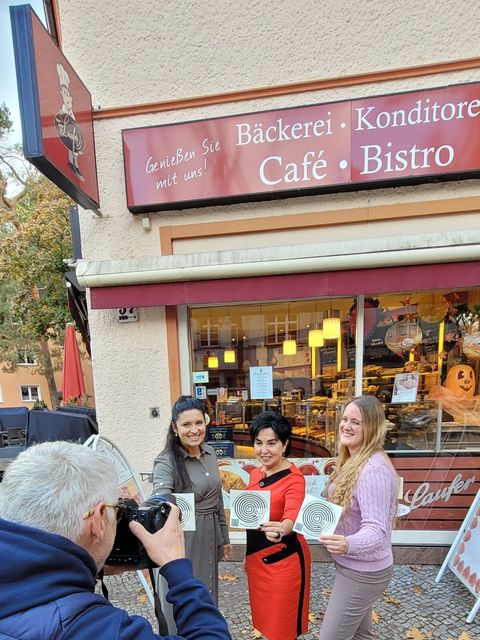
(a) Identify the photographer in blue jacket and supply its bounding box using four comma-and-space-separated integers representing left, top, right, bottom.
0, 441, 232, 640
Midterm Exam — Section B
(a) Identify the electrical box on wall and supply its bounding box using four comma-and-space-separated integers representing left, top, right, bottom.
117, 307, 138, 323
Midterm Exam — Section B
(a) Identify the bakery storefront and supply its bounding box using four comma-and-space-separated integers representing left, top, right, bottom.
77, 80, 480, 548
186, 285, 480, 544
86, 260, 480, 547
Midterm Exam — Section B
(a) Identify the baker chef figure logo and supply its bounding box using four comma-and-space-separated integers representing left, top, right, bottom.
54, 63, 85, 182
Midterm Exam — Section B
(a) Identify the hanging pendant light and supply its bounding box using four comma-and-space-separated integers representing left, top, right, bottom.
208, 354, 219, 368
224, 349, 236, 363
308, 328, 324, 347
282, 304, 297, 355
283, 339, 297, 355
323, 316, 341, 340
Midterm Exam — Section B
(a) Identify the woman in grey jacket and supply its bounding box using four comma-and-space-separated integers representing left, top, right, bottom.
153, 396, 232, 631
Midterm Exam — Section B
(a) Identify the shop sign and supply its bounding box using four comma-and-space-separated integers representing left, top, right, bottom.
122, 82, 480, 213
193, 371, 209, 383
391, 454, 479, 532
207, 425, 234, 441
10, 5, 100, 212
194, 385, 207, 399
209, 441, 235, 458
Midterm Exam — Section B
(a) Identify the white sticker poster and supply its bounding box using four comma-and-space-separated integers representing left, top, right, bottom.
293, 494, 343, 539
249, 366, 273, 399
230, 489, 271, 529
391, 372, 419, 403
172, 493, 196, 531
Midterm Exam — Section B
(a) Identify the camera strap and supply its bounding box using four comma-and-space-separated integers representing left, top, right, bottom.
97, 568, 168, 635
148, 567, 169, 636
97, 568, 109, 599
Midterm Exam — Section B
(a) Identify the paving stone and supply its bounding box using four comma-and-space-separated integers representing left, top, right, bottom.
98, 562, 480, 639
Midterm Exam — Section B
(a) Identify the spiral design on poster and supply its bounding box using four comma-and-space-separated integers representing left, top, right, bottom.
174, 495, 194, 529
301, 502, 337, 535
232, 492, 268, 527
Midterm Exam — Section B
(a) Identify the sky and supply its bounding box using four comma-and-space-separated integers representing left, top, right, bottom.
0, 0, 46, 144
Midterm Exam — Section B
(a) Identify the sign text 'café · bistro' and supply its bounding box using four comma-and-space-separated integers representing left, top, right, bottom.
122, 82, 480, 212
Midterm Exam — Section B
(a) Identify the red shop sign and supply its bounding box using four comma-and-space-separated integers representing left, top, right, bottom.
122, 82, 480, 214
11, 5, 100, 212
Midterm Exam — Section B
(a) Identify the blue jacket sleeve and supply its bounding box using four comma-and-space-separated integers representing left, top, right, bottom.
61, 559, 231, 640
162, 559, 232, 640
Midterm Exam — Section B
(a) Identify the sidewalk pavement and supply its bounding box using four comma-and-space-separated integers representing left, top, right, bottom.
100, 561, 480, 639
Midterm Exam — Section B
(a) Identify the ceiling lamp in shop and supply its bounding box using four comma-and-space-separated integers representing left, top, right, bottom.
323, 317, 341, 340
208, 355, 219, 368
308, 328, 324, 347
283, 339, 297, 355
224, 349, 236, 363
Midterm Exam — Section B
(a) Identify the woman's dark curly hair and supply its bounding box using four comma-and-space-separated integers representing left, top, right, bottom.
249, 410, 292, 455
164, 395, 209, 492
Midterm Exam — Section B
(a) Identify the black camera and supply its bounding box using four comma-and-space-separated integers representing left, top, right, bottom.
105, 493, 175, 569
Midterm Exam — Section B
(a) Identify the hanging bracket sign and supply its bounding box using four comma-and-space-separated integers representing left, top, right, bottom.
10, 5, 100, 213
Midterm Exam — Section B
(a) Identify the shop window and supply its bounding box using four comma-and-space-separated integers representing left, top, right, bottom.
266, 314, 298, 346
20, 385, 41, 402
360, 290, 480, 452
189, 300, 351, 459
188, 290, 480, 458
199, 319, 219, 347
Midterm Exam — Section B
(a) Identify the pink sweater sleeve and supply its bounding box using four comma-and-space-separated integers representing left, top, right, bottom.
344, 465, 396, 556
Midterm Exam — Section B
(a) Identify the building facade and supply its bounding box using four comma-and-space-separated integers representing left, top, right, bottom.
51, 0, 480, 547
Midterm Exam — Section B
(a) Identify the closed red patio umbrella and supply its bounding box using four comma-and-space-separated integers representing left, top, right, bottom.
61, 323, 86, 403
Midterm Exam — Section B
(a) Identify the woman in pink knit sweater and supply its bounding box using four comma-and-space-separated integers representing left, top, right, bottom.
319, 395, 398, 640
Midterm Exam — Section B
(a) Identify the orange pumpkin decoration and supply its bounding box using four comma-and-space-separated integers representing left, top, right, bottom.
445, 364, 476, 397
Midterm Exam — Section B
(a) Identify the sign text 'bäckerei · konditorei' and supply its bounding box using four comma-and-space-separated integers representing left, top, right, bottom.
122, 83, 480, 213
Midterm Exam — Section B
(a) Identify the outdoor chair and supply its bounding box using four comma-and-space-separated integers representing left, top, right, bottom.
5, 427, 25, 447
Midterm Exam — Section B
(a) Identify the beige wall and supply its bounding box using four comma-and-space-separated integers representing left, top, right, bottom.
56, 0, 480, 472
58, 0, 480, 109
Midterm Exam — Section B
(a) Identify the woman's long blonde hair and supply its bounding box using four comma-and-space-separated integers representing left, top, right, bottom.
329, 395, 390, 511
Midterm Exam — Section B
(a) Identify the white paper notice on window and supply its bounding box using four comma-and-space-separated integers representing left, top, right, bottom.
249, 366, 273, 399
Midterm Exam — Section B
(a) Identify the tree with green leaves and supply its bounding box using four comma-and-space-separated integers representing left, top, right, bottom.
0, 103, 74, 408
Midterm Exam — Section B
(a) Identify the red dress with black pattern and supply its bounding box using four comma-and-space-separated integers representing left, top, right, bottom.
245, 464, 311, 640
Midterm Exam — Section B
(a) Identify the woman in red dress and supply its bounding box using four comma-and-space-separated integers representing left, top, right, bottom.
245, 411, 311, 640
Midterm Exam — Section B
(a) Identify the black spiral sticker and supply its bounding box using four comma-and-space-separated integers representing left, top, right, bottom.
173, 493, 196, 531
294, 495, 343, 539
301, 502, 337, 536
230, 491, 269, 529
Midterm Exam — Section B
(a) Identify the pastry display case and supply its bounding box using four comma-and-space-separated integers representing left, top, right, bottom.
215, 397, 337, 457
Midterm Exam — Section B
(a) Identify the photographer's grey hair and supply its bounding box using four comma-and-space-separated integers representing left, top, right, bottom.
0, 442, 119, 541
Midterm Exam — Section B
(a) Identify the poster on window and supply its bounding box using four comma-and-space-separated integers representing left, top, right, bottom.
392, 372, 419, 403
250, 366, 273, 399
